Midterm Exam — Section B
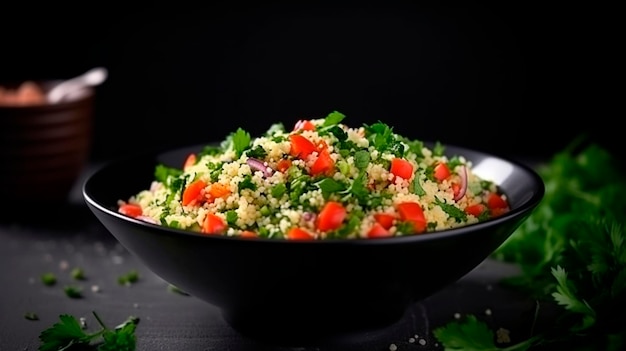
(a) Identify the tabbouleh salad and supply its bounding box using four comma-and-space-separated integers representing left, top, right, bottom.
117, 111, 510, 240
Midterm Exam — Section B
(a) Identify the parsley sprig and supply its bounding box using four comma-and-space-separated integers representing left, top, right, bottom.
432, 138, 626, 350
39, 311, 139, 351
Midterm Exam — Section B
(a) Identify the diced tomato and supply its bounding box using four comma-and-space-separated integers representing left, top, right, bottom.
202, 213, 226, 234
182, 179, 207, 206
289, 134, 316, 159
276, 158, 292, 173
486, 193, 509, 218
207, 183, 231, 200
119, 203, 142, 218
239, 230, 258, 238
396, 201, 427, 234
373, 213, 396, 229
287, 227, 315, 240
464, 203, 487, 217
293, 119, 316, 131
316, 201, 347, 232
367, 222, 393, 238
390, 158, 413, 181
183, 153, 196, 171
486, 193, 508, 209
310, 148, 334, 176
490, 207, 509, 218
433, 162, 451, 182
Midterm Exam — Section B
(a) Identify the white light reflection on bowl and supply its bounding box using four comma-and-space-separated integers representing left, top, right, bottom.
471, 157, 514, 185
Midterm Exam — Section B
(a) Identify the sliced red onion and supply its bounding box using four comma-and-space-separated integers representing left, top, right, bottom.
302, 211, 316, 222
247, 157, 274, 177
453, 165, 468, 201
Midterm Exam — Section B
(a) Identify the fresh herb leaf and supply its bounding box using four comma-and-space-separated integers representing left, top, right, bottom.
433, 314, 537, 351
70, 267, 86, 281
410, 175, 426, 196
63, 285, 83, 299
246, 145, 267, 159
433, 139, 626, 351
41, 272, 57, 286
118, 270, 140, 286
25, 312, 39, 321
238, 174, 257, 192
353, 150, 370, 171
315, 177, 346, 199
38, 311, 139, 351
154, 164, 182, 184
322, 110, 346, 126
435, 197, 467, 223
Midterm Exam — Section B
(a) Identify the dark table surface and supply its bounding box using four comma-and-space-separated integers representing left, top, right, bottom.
0, 164, 542, 351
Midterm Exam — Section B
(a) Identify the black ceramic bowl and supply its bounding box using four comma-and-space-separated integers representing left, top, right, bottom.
83, 143, 544, 344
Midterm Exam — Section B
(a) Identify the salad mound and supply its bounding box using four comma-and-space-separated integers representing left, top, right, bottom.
117, 111, 510, 239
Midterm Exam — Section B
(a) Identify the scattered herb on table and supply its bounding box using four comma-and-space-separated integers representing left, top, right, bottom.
432, 139, 626, 351
38, 311, 139, 351
70, 267, 86, 281
63, 285, 83, 299
118, 270, 140, 286
24, 312, 39, 321
41, 273, 57, 286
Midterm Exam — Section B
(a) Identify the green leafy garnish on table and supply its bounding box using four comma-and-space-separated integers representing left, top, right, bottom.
41, 272, 57, 286
117, 270, 140, 286
63, 285, 83, 299
39, 311, 139, 351
433, 139, 626, 350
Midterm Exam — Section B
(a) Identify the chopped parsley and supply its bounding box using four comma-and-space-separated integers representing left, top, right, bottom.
63, 285, 83, 299
41, 272, 57, 286
38, 311, 139, 351
117, 270, 140, 286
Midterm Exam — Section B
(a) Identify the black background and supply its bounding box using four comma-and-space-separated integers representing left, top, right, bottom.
1, 2, 618, 163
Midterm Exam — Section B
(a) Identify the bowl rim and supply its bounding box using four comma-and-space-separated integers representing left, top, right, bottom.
83, 142, 545, 246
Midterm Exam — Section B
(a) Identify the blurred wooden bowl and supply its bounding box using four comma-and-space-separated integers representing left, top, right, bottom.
0, 80, 94, 204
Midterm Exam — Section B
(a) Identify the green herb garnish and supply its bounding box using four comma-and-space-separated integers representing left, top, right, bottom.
41, 273, 57, 286
432, 139, 626, 351
24, 312, 39, 321
70, 267, 86, 281
63, 285, 83, 299
118, 270, 140, 286
38, 311, 139, 351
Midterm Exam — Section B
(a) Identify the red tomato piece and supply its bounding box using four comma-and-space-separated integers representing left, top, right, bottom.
487, 193, 508, 209
202, 213, 226, 234
373, 213, 396, 229
396, 202, 426, 234
276, 159, 292, 173
182, 179, 207, 206
464, 204, 487, 217
310, 148, 334, 176
240, 230, 258, 238
119, 203, 142, 218
289, 134, 316, 159
390, 158, 413, 180
367, 222, 393, 238
316, 201, 347, 232
287, 227, 315, 240
433, 162, 451, 182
